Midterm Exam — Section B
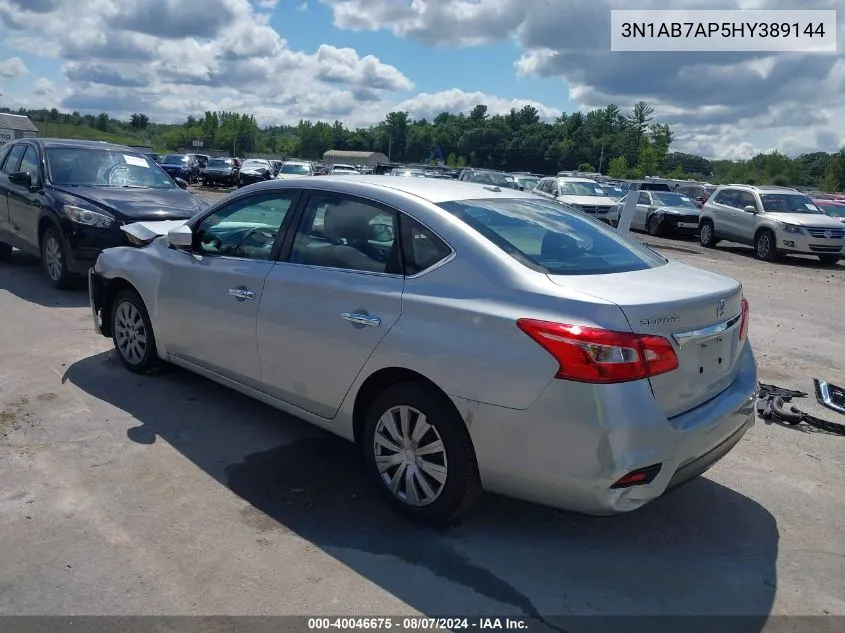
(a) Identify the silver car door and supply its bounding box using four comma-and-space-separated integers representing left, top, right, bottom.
257, 191, 404, 418
734, 190, 759, 244
156, 190, 300, 386
634, 191, 651, 230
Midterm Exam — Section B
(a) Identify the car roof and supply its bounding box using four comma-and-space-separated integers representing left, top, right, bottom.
35, 138, 139, 152
246, 174, 538, 203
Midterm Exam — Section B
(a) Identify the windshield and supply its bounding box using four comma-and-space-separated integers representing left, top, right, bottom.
281, 163, 311, 175
47, 147, 178, 189
332, 167, 358, 173
438, 197, 666, 275
242, 160, 269, 170
161, 154, 185, 165
651, 192, 699, 209
559, 181, 606, 197
760, 193, 822, 214
818, 203, 845, 217
207, 158, 232, 168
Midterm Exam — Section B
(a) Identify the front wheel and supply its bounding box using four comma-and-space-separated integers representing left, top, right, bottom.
754, 230, 779, 261
647, 214, 666, 237
41, 226, 75, 289
362, 382, 482, 526
699, 221, 718, 248
111, 289, 160, 374
819, 254, 840, 266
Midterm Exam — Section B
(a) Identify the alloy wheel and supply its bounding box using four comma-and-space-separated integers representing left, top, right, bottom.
114, 300, 148, 365
43, 235, 63, 281
757, 234, 771, 258
372, 405, 448, 507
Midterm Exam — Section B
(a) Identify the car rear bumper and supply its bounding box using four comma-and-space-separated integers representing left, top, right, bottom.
464, 340, 758, 515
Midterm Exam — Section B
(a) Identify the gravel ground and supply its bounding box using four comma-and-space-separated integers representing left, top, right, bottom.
0, 187, 843, 624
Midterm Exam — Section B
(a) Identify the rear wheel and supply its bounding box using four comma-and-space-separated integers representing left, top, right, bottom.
111, 289, 160, 374
41, 226, 75, 289
819, 254, 840, 266
754, 229, 779, 261
699, 221, 718, 248
362, 382, 482, 526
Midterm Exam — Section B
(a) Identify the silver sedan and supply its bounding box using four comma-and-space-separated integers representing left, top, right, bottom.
89, 176, 757, 525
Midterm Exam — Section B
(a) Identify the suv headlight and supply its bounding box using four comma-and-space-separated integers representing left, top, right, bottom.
778, 222, 805, 235
65, 205, 116, 228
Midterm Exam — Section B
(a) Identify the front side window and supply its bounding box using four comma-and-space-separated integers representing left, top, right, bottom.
637, 191, 651, 205
4, 144, 26, 173
735, 191, 758, 211
194, 193, 296, 260
438, 197, 666, 275
290, 194, 399, 273
19, 146, 40, 185
47, 148, 177, 189
759, 193, 822, 214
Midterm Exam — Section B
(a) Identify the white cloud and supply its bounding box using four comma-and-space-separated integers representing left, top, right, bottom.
0, 56, 27, 78
0, 0, 564, 135
321, 0, 845, 158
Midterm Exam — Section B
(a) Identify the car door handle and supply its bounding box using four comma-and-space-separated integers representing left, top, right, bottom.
228, 288, 255, 300
340, 312, 381, 327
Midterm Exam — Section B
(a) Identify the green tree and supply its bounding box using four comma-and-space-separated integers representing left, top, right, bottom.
578, 162, 595, 172
607, 155, 629, 178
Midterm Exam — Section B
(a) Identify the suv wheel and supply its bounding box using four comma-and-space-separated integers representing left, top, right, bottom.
818, 254, 840, 266
41, 226, 75, 289
754, 229, 779, 261
699, 220, 718, 248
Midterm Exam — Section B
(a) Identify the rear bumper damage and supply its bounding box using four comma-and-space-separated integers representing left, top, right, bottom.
463, 340, 758, 515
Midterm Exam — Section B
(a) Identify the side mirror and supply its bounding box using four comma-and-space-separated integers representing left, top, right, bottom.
9, 171, 32, 188
743, 205, 758, 214
174, 177, 189, 190
167, 224, 193, 249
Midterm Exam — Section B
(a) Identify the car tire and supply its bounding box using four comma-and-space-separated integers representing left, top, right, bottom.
699, 220, 718, 248
111, 289, 160, 374
362, 382, 482, 526
647, 214, 666, 237
41, 225, 75, 289
818, 255, 840, 266
754, 229, 779, 261
0, 242, 12, 260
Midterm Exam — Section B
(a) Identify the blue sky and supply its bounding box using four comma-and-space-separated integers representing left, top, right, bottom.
0, 0, 843, 159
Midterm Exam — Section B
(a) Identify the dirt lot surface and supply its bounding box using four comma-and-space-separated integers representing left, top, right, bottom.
1, 187, 843, 624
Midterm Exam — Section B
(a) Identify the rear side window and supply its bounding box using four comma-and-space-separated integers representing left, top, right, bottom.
401, 216, 452, 275
438, 197, 666, 275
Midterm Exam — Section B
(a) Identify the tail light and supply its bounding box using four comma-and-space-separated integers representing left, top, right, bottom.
738, 297, 750, 341
516, 319, 679, 384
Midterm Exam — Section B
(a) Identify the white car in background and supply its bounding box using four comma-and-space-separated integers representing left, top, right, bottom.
534, 176, 620, 226
277, 160, 314, 178
329, 163, 360, 175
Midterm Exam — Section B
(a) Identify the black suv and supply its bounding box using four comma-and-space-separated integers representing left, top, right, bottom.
0, 138, 205, 288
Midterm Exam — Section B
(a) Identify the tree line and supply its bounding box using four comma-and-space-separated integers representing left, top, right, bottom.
6, 103, 845, 192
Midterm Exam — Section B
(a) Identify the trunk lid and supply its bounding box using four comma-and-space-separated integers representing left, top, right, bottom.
548, 260, 744, 418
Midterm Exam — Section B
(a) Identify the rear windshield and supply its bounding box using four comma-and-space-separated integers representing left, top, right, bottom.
438, 197, 666, 275
818, 203, 845, 217
161, 155, 185, 164
207, 158, 232, 168
651, 192, 698, 209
